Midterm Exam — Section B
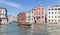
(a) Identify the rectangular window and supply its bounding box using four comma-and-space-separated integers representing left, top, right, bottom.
42, 8, 44, 10
49, 16, 50, 18
55, 8, 57, 10
58, 16, 60, 18
49, 20, 50, 22
52, 9, 54, 10
42, 16, 44, 18
37, 16, 40, 20
39, 8, 40, 10
48, 9, 50, 10
58, 8, 60, 10
58, 12, 60, 14
52, 20, 53, 22
58, 20, 60, 22
55, 16, 56, 18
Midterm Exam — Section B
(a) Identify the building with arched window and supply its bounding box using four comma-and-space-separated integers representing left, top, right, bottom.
47, 5, 60, 24
0, 7, 8, 24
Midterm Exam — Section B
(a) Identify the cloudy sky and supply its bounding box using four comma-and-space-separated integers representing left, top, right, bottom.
0, 0, 60, 16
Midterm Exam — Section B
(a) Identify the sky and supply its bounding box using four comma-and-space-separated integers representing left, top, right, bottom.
0, 0, 60, 16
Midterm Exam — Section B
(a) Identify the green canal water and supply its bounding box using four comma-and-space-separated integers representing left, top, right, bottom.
0, 22, 59, 35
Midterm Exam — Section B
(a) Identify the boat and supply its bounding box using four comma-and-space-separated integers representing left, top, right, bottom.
17, 22, 32, 28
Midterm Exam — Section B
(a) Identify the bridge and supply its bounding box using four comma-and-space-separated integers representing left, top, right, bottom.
8, 15, 18, 24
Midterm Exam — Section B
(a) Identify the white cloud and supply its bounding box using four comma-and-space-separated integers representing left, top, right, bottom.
0, 0, 21, 8
4, 1, 21, 8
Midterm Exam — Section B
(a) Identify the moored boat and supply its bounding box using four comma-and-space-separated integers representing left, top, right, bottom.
17, 22, 32, 28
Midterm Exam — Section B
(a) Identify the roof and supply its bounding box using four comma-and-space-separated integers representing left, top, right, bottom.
0, 6, 6, 9
51, 5, 60, 7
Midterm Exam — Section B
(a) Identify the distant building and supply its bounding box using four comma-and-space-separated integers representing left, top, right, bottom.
18, 11, 34, 24
47, 5, 60, 24
18, 12, 26, 23
26, 11, 34, 24
0, 7, 8, 24
32, 5, 45, 24
8, 15, 17, 23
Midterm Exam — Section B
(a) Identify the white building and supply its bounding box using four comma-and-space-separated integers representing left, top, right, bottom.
26, 11, 34, 24
0, 7, 8, 24
47, 5, 60, 24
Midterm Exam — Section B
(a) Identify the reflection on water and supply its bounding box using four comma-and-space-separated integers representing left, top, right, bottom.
0, 22, 48, 35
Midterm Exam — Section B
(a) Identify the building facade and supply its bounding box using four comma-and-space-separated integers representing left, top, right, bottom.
47, 5, 60, 24
32, 5, 45, 24
0, 7, 8, 24
26, 11, 34, 24
18, 12, 26, 23
18, 11, 34, 24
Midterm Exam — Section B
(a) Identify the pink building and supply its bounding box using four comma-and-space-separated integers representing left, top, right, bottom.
32, 5, 45, 24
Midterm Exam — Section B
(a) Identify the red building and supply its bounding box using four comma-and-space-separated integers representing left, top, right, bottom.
18, 12, 26, 23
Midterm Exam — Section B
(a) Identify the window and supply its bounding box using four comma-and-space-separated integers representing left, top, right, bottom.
55, 8, 57, 10
22, 19, 23, 21
37, 17, 40, 20
58, 12, 60, 14
49, 16, 50, 18
48, 9, 50, 10
28, 16, 30, 18
58, 8, 60, 10
58, 20, 60, 22
52, 12, 53, 14
42, 16, 44, 18
55, 16, 56, 18
42, 8, 44, 9
52, 9, 54, 10
34, 17, 35, 20
3, 11, 6, 14
52, 20, 53, 22
58, 16, 60, 18
37, 8, 38, 10
49, 12, 50, 14
32, 11, 33, 13
28, 19, 30, 21
49, 20, 50, 22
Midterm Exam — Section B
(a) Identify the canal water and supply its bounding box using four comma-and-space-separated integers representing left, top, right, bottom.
0, 22, 43, 35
